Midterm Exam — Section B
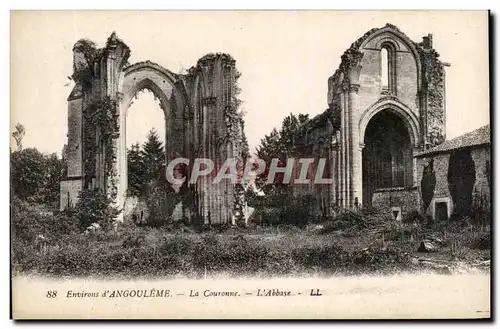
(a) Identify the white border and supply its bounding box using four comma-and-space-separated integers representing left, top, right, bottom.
2, 2, 498, 328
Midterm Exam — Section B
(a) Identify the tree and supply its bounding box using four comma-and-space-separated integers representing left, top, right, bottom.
127, 143, 144, 196
11, 148, 49, 202
249, 113, 319, 226
12, 123, 25, 151
255, 113, 309, 192
43, 153, 65, 206
10, 148, 65, 206
141, 128, 165, 184
420, 159, 436, 213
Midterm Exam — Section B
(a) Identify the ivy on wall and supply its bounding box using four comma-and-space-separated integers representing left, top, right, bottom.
418, 46, 446, 147
83, 96, 120, 202
71, 38, 98, 89
420, 159, 436, 212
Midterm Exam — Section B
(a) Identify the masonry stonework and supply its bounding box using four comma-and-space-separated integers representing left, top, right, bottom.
416, 140, 491, 219
60, 33, 248, 225
294, 24, 448, 216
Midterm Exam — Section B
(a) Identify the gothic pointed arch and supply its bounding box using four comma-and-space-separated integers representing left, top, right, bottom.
359, 98, 421, 148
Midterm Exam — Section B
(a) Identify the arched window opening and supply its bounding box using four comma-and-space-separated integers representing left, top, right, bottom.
126, 89, 166, 197
380, 43, 397, 95
381, 48, 389, 89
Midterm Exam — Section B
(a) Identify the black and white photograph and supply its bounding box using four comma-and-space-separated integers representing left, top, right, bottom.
9, 10, 491, 319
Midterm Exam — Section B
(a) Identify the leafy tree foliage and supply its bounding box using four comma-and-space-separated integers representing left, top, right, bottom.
143, 181, 180, 228
254, 113, 309, 194
10, 148, 65, 206
249, 113, 320, 226
12, 123, 25, 151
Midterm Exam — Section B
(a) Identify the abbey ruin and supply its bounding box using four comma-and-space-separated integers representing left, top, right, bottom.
60, 32, 248, 225
291, 24, 449, 219
60, 25, 490, 225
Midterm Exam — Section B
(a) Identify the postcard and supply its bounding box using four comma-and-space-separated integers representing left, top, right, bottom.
10, 10, 491, 319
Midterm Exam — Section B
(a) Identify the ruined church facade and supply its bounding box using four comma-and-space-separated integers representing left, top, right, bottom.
295, 24, 448, 216
60, 33, 248, 225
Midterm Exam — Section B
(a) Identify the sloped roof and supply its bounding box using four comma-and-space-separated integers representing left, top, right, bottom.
416, 124, 490, 157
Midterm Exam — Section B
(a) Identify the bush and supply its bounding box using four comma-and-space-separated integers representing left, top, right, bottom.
319, 211, 364, 234
10, 148, 65, 205
143, 183, 179, 227
402, 210, 428, 225
469, 231, 491, 250
11, 195, 78, 242
73, 188, 120, 231
259, 193, 318, 227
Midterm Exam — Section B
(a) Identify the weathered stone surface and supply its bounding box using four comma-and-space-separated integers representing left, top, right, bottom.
293, 24, 447, 214
61, 33, 248, 226
416, 137, 490, 219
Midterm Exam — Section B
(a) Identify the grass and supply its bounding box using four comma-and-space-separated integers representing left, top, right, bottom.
11, 202, 491, 278
12, 225, 417, 278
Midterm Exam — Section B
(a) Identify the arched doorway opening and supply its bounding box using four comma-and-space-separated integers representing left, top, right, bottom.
362, 110, 414, 206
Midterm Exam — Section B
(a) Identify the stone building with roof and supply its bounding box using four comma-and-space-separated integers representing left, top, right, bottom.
415, 125, 490, 221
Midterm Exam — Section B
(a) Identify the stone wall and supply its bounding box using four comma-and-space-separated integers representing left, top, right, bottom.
66, 95, 84, 178
62, 33, 248, 226
416, 145, 490, 219
356, 30, 420, 118
372, 187, 420, 217
319, 24, 446, 211
59, 179, 83, 211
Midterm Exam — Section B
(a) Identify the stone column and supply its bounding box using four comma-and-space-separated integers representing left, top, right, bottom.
348, 83, 362, 208
358, 143, 365, 206
342, 82, 351, 208
336, 130, 342, 209
330, 136, 339, 215
116, 93, 127, 213
412, 146, 420, 188
339, 90, 347, 208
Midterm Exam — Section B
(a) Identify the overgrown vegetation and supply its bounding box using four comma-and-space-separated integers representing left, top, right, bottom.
73, 188, 121, 231
420, 159, 436, 213
11, 224, 417, 278
11, 195, 490, 278
10, 147, 66, 209
127, 128, 166, 197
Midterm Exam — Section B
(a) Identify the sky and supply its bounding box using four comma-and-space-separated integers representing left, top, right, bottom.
10, 11, 489, 156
